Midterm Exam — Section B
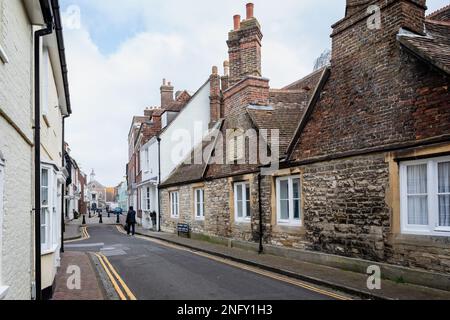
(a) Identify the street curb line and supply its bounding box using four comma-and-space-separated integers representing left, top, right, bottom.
99, 253, 137, 301
64, 226, 90, 243
94, 253, 127, 300
133, 230, 388, 301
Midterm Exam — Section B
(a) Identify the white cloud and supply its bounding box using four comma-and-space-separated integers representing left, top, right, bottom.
62, 0, 448, 185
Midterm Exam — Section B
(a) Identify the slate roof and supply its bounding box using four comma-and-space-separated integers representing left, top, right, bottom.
398, 19, 450, 75
427, 4, 450, 22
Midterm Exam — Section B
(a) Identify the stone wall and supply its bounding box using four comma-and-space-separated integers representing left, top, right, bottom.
161, 176, 261, 243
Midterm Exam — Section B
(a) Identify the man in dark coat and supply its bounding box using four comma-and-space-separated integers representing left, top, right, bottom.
126, 206, 137, 236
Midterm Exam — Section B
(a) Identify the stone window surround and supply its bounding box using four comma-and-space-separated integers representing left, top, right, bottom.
269, 169, 306, 235
275, 175, 302, 227
170, 191, 180, 219
233, 181, 251, 223
399, 155, 450, 237
388, 143, 450, 240
190, 182, 205, 222
194, 187, 205, 221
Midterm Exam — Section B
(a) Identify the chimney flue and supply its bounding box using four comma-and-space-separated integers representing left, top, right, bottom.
233, 15, 241, 30
246, 3, 254, 19
223, 60, 230, 77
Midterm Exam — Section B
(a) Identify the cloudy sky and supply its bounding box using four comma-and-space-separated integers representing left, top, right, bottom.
61, 0, 448, 186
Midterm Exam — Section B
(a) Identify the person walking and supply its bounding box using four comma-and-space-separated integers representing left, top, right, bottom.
126, 206, 137, 236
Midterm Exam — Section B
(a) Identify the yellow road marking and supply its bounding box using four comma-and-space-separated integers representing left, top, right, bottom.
65, 226, 90, 243
94, 253, 127, 300
99, 253, 137, 301
115, 225, 351, 300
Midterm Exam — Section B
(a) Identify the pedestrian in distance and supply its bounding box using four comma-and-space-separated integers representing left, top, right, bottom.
126, 206, 137, 236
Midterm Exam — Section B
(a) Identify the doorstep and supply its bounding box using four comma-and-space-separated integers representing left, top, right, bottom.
135, 227, 450, 300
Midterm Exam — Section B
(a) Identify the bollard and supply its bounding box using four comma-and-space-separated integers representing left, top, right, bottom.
116, 214, 120, 224
99, 214, 103, 224
82, 214, 86, 225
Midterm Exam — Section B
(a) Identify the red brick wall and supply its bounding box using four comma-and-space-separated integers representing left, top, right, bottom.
291, 0, 449, 161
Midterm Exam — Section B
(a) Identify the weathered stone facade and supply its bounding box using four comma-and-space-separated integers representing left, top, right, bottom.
160, 1, 450, 276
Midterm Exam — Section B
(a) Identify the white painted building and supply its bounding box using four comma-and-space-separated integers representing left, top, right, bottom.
0, 0, 71, 300
139, 79, 212, 229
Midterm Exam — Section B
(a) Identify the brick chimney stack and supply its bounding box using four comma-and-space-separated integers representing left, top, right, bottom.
332, 0, 427, 64
209, 66, 222, 127
221, 60, 230, 91
227, 3, 263, 87
160, 78, 174, 108
345, 0, 371, 17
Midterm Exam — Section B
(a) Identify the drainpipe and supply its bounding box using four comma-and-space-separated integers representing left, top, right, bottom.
157, 137, 161, 232
258, 173, 264, 254
34, 0, 54, 301
61, 115, 69, 253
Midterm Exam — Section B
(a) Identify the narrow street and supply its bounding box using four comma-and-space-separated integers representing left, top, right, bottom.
65, 225, 347, 300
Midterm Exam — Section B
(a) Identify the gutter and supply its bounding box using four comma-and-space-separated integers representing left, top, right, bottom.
50, 0, 71, 114
61, 115, 69, 254
34, 0, 54, 301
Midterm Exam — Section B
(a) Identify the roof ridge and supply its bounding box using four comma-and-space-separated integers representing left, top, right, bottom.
282, 67, 326, 90
285, 67, 331, 160
426, 4, 450, 19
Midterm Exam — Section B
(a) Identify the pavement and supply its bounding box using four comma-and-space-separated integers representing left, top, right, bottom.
132, 225, 450, 300
56, 221, 450, 300
64, 220, 82, 241
52, 251, 105, 300
63, 225, 348, 300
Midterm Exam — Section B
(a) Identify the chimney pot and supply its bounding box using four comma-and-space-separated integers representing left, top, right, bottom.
212, 66, 218, 75
223, 60, 230, 76
246, 3, 254, 19
233, 15, 241, 30
163, 78, 166, 85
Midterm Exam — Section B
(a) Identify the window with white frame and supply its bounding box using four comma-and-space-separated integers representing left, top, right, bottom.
41, 168, 50, 250
234, 182, 251, 222
227, 129, 245, 163
0, 0, 8, 64
170, 191, 179, 218
195, 189, 205, 220
276, 176, 302, 226
145, 187, 151, 211
145, 148, 150, 172
400, 156, 450, 236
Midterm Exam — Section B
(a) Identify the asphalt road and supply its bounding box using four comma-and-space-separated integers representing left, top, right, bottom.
66, 225, 338, 300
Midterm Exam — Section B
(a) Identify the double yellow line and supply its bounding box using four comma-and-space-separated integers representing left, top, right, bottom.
94, 252, 137, 301
65, 226, 90, 243
114, 226, 350, 300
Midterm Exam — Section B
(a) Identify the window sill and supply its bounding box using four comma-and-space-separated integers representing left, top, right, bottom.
273, 224, 305, 235
41, 244, 59, 256
195, 217, 205, 222
0, 45, 9, 64
0, 286, 9, 300
401, 229, 450, 238
235, 219, 251, 224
